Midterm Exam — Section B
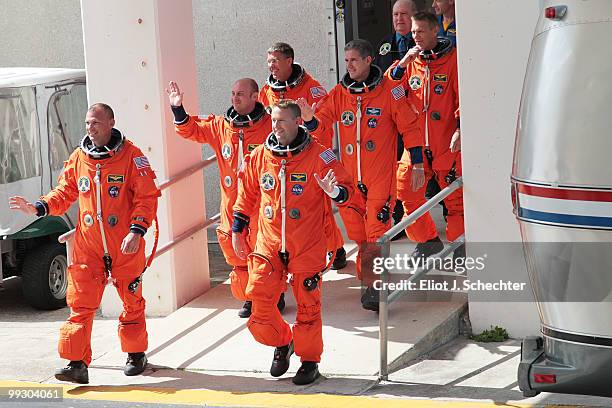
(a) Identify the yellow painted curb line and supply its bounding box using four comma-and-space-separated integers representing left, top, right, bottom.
0, 380, 576, 408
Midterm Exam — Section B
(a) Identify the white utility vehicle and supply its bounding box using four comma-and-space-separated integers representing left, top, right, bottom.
0, 68, 87, 309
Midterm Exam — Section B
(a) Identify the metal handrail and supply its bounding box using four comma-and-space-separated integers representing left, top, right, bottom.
157, 154, 216, 191
59, 154, 220, 255
58, 229, 75, 244
152, 213, 220, 260
327, 205, 360, 259
378, 176, 463, 381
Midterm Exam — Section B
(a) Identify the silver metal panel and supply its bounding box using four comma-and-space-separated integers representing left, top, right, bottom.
514, 0, 612, 187
519, 221, 612, 337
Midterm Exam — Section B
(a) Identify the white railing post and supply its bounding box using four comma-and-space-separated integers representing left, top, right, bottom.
58, 230, 74, 266
379, 240, 391, 381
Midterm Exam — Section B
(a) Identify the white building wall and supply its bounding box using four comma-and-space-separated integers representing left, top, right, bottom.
192, 0, 335, 115
0, 0, 334, 107
457, 1, 543, 337
0, 0, 85, 68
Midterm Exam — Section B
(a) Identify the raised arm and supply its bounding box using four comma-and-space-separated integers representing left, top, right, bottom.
298, 90, 338, 147
167, 80, 217, 145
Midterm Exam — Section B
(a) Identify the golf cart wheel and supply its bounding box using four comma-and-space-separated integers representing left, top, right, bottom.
22, 242, 68, 310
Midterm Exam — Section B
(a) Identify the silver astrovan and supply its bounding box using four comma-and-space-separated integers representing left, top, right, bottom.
513, 0, 612, 398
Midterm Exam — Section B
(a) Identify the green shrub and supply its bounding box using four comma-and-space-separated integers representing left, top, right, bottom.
470, 325, 509, 342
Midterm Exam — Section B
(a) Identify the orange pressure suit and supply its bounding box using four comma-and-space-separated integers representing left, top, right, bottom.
39, 130, 160, 366
306, 66, 422, 281
232, 127, 355, 363
391, 38, 463, 242
173, 103, 271, 300
259, 64, 344, 256
259, 64, 329, 111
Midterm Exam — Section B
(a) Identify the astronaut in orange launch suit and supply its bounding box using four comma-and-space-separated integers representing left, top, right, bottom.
298, 39, 423, 312
259, 42, 347, 271
10, 103, 160, 384
389, 12, 463, 259
232, 100, 357, 385
167, 79, 285, 318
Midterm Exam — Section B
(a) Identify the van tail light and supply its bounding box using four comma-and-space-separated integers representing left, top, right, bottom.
534, 373, 556, 384
545, 6, 567, 20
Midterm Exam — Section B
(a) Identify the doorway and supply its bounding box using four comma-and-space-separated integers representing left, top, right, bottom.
333, 0, 430, 80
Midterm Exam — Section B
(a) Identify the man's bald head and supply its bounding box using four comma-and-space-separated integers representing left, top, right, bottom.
88, 103, 114, 119
234, 78, 259, 94
432, 0, 455, 18
393, 0, 416, 36
394, 0, 416, 13
231, 78, 259, 115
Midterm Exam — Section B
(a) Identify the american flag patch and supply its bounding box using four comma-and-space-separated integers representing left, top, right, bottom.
310, 86, 327, 99
391, 85, 406, 100
133, 156, 151, 169
319, 148, 337, 164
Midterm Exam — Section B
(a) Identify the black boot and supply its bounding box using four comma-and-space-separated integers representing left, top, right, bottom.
391, 200, 407, 241
361, 286, 380, 312
292, 361, 320, 385
425, 176, 441, 199
270, 341, 294, 377
124, 352, 147, 376
409, 237, 444, 266
55, 360, 89, 384
331, 247, 347, 270
238, 300, 252, 318
277, 292, 286, 313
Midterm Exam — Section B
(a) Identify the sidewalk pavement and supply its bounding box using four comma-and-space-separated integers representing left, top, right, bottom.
2, 245, 612, 407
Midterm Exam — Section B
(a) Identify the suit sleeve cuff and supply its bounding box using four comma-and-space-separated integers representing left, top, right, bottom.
171, 104, 189, 125
34, 200, 48, 217
232, 212, 250, 233
331, 186, 348, 204
304, 118, 319, 132
408, 146, 423, 165
391, 65, 406, 80
130, 224, 147, 236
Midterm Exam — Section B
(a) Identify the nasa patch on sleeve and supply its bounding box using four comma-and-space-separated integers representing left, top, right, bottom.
310, 86, 327, 99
